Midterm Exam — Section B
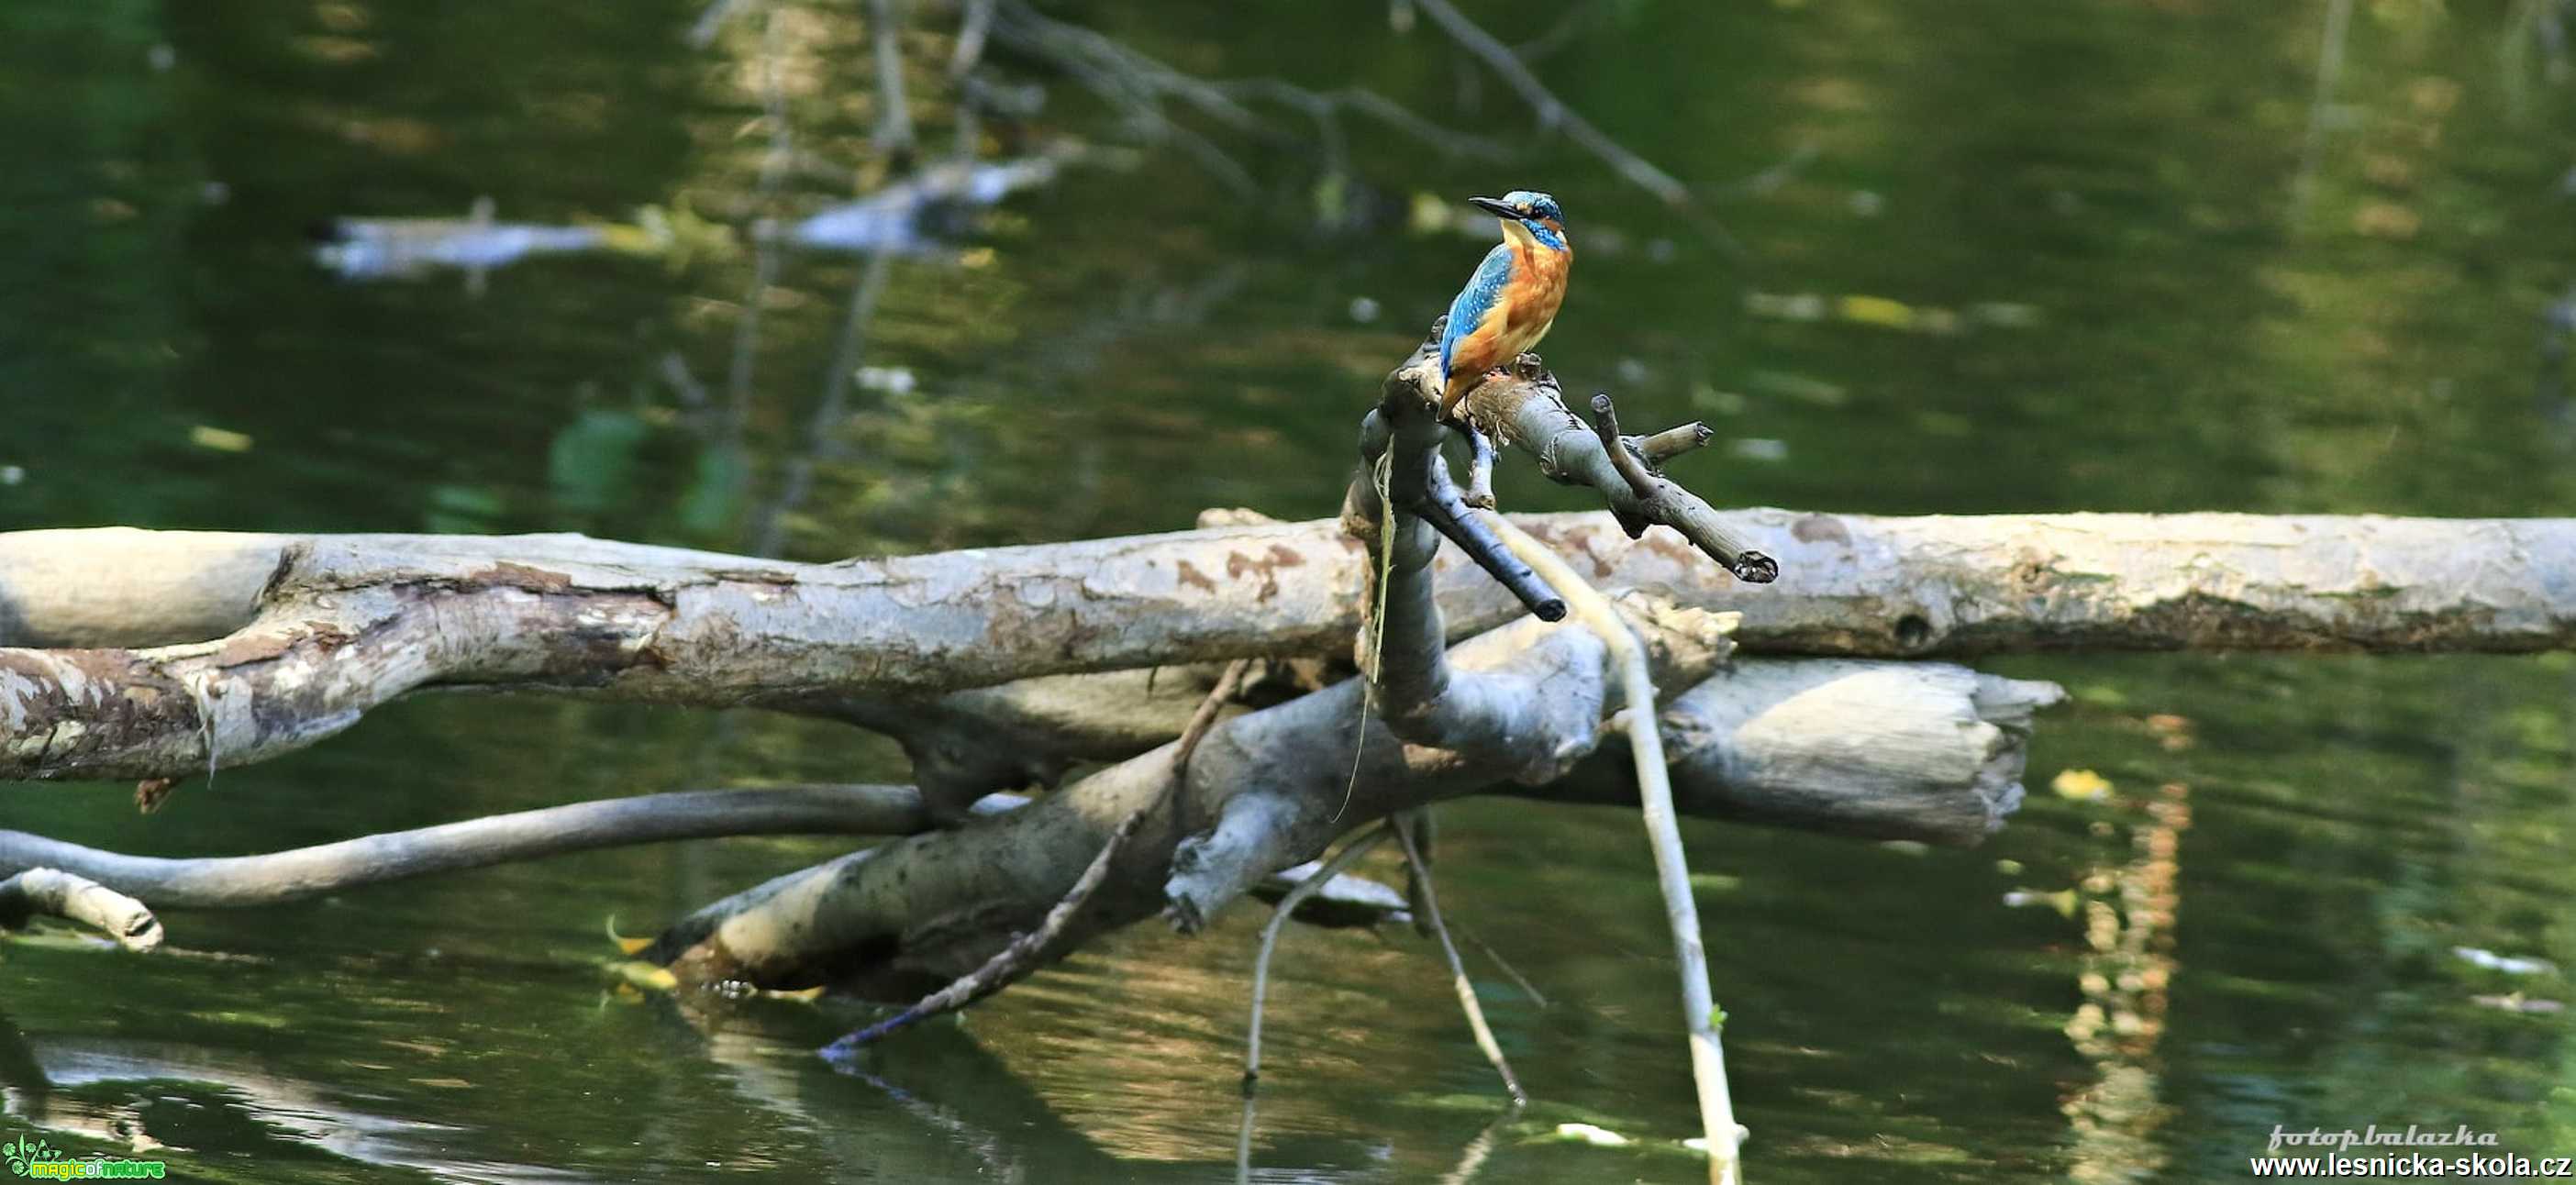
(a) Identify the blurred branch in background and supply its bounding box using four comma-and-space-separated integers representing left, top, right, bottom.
1399, 0, 1743, 252
2291, 0, 2355, 227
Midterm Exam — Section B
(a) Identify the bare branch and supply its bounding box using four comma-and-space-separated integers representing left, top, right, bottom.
0, 785, 956, 908
0, 869, 162, 952
1464, 364, 1778, 582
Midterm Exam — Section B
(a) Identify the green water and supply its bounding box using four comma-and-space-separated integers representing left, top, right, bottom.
6, 1, 2576, 1180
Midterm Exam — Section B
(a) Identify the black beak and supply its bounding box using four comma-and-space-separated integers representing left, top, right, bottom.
1467, 196, 1522, 219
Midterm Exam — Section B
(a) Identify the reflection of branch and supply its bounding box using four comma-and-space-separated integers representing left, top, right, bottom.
950, 0, 994, 77
1216, 80, 1506, 165
722, 5, 796, 467
688, 0, 756, 50
1391, 814, 1523, 1103
1242, 824, 1392, 1090
870, 0, 917, 158
750, 249, 896, 557
1511, 0, 1606, 63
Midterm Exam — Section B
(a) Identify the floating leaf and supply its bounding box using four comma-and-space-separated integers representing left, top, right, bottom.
189, 425, 253, 453
2052, 769, 2114, 800
2454, 947, 2559, 976
1549, 1123, 1630, 1147
1837, 293, 1915, 330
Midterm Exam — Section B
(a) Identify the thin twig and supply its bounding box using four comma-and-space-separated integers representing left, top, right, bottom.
822, 661, 1253, 1058
1243, 824, 1393, 1091
1486, 512, 1743, 1185
1463, 426, 1498, 509
823, 811, 1132, 1055
1392, 814, 1526, 1103
1176, 659, 1257, 776
1586, 393, 1661, 500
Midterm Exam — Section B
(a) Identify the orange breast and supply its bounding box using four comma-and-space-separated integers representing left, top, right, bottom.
1442, 241, 1571, 410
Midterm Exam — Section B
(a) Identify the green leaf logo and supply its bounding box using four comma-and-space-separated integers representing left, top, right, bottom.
5, 1135, 63, 1177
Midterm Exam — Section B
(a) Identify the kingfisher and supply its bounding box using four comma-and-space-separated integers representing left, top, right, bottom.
1438, 190, 1571, 417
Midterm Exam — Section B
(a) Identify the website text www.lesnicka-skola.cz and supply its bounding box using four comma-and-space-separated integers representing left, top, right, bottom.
2248, 1153, 2574, 1178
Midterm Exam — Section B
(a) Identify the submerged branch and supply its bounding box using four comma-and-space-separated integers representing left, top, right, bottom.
0, 785, 959, 908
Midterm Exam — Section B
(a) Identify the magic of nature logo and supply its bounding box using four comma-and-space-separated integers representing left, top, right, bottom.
4, 1134, 167, 1179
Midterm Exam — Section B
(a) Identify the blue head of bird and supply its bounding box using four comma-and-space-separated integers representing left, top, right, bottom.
1469, 190, 1568, 253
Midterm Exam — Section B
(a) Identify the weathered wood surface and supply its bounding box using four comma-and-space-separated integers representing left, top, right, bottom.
2, 513, 2565, 781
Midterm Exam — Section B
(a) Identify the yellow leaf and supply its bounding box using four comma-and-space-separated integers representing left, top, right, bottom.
604, 915, 653, 955
2052, 768, 2114, 800
189, 426, 253, 453
607, 960, 679, 991
1837, 293, 1915, 330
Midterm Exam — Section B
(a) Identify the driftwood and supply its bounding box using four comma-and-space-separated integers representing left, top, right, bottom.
3, 505, 2567, 785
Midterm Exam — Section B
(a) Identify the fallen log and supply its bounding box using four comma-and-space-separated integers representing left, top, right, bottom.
2, 508, 2566, 782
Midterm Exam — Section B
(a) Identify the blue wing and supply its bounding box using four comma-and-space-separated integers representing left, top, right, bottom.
1440, 244, 1516, 378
